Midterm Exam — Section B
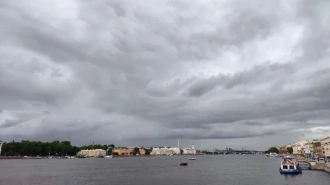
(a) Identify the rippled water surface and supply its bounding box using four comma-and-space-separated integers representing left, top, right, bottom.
1, 155, 329, 185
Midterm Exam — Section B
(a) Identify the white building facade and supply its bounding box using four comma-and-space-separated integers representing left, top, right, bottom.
292, 140, 309, 155
150, 147, 180, 155
151, 139, 181, 155
304, 143, 311, 157
183, 144, 196, 155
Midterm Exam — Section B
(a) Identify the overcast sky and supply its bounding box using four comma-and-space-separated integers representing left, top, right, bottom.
1, 0, 330, 150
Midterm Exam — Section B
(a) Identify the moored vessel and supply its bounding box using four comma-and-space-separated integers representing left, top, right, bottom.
279, 157, 301, 174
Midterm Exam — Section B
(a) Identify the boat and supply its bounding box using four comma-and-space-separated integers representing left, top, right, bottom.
189, 158, 196, 160
279, 157, 301, 174
269, 152, 278, 157
180, 162, 188, 166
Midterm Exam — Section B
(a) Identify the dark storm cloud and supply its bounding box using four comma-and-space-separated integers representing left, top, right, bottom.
187, 62, 295, 97
0, 0, 330, 148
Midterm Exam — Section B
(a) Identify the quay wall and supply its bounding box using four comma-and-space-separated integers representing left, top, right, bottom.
0, 156, 44, 159
310, 163, 330, 174
295, 157, 330, 174
0, 156, 24, 159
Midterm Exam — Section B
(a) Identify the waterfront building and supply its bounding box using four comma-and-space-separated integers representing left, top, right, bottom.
112, 147, 134, 155
139, 148, 146, 155
168, 147, 180, 154
77, 149, 106, 157
150, 147, 180, 155
320, 136, 330, 158
151, 139, 181, 155
0, 140, 3, 156
304, 142, 311, 157
278, 146, 288, 154
292, 140, 309, 155
111, 147, 146, 155
151, 147, 170, 155
183, 144, 197, 155
309, 140, 322, 158
150, 147, 160, 155
292, 144, 300, 155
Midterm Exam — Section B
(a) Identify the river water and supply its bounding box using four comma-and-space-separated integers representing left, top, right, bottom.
0, 155, 329, 185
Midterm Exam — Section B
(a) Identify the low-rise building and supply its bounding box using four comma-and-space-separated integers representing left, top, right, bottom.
309, 140, 322, 158
321, 136, 330, 158
304, 142, 311, 157
139, 148, 146, 155
182, 144, 196, 155
150, 147, 180, 155
112, 147, 134, 155
77, 149, 106, 157
292, 140, 309, 155
314, 141, 323, 157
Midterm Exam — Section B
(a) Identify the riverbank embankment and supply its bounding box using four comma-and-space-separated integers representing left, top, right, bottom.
311, 162, 330, 174
296, 157, 330, 174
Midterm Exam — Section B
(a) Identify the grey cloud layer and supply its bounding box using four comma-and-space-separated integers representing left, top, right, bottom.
0, 0, 329, 148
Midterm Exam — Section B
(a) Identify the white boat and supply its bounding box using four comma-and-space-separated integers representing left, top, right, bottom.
269, 152, 278, 157
279, 157, 301, 174
189, 158, 196, 160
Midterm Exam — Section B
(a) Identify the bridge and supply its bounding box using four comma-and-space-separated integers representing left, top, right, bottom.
203, 149, 265, 155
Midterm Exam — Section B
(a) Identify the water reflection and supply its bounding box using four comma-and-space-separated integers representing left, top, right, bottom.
282, 174, 299, 180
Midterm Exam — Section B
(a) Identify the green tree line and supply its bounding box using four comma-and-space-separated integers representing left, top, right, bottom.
265, 146, 293, 154
0, 140, 116, 157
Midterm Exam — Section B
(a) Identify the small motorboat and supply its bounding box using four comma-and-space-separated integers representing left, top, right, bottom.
189, 158, 196, 160
180, 162, 188, 166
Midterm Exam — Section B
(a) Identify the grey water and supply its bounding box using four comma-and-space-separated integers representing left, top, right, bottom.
1, 155, 329, 185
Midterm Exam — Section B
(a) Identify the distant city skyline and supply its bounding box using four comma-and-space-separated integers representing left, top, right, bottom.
1, 136, 327, 152
1, 0, 330, 150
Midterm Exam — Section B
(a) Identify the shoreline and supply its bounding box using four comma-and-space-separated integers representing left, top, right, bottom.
310, 163, 330, 174
0, 154, 202, 159
0, 156, 42, 160
296, 157, 330, 174
113, 154, 200, 158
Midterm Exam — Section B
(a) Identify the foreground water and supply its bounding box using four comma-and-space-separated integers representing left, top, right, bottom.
1, 155, 329, 185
